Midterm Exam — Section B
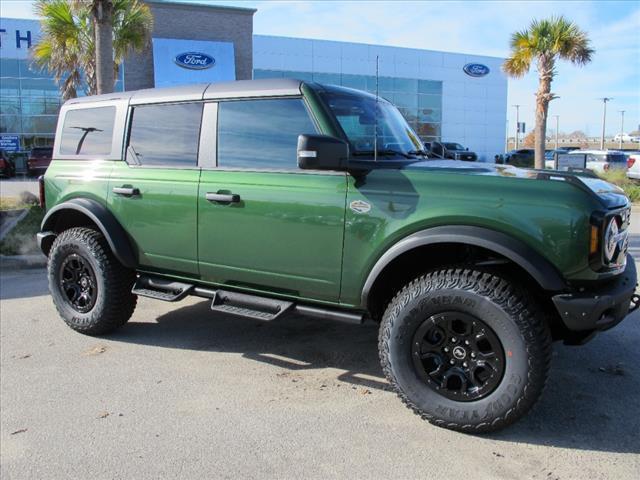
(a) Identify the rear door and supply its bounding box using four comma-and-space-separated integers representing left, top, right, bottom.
107, 102, 203, 275
197, 98, 347, 302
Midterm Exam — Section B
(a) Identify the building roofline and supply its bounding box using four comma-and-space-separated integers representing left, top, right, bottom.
254, 34, 505, 61
146, 1, 256, 15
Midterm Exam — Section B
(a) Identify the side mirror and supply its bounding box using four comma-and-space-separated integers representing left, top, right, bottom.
297, 134, 349, 171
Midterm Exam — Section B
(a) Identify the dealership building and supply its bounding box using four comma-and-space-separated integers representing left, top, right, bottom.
0, 1, 507, 161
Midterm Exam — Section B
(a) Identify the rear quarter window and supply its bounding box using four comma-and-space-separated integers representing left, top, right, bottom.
59, 106, 116, 156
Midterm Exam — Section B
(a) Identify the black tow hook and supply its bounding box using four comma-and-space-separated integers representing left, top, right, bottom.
629, 294, 640, 314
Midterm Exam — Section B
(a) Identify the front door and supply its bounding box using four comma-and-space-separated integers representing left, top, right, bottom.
198, 98, 347, 302
108, 102, 203, 275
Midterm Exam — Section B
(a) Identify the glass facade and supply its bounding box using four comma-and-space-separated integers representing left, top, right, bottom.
0, 58, 123, 151
254, 69, 442, 141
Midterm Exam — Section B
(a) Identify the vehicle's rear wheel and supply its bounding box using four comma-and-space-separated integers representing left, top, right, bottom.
379, 268, 551, 433
48, 227, 137, 335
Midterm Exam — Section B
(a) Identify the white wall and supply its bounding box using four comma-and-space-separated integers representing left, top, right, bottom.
254, 35, 507, 162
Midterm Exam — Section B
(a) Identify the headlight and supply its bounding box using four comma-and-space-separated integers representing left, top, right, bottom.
603, 217, 620, 263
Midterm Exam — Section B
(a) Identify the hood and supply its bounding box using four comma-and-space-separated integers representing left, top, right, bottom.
404, 160, 629, 209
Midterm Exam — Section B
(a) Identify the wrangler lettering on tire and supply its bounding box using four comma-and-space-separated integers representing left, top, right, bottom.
48, 227, 137, 335
378, 269, 552, 433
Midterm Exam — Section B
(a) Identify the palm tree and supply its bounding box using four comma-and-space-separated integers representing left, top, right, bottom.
33, 0, 153, 99
503, 16, 594, 169
85, 1, 115, 95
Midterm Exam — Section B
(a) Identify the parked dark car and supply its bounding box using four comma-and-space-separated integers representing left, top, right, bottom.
504, 148, 534, 167
27, 146, 53, 176
0, 149, 16, 178
425, 141, 478, 161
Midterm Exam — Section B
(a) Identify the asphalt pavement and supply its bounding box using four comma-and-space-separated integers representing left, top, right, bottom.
1, 217, 640, 479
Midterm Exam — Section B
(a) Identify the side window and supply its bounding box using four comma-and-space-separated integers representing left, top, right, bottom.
217, 98, 317, 169
127, 102, 202, 167
60, 106, 116, 156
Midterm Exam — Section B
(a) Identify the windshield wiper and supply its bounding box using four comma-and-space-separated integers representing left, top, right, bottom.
353, 149, 416, 159
407, 149, 428, 157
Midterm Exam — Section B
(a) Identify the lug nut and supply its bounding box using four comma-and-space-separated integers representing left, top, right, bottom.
463, 362, 468, 367
450, 359, 455, 365
443, 347, 449, 352
451, 337, 457, 343
471, 352, 476, 358
464, 340, 470, 345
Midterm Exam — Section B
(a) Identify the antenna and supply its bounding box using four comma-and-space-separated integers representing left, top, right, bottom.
374, 55, 379, 162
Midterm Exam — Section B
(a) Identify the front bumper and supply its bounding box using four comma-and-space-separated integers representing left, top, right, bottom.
552, 255, 638, 332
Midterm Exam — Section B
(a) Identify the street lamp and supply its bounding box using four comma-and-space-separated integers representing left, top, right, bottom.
552, 115, 559, 150
599, 97, 612, 150
618, 110, 625, 149
512, 105, 521, 149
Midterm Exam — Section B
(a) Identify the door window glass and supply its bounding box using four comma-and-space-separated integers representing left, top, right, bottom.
127, 103, 202, 167
217, 99, 317, 169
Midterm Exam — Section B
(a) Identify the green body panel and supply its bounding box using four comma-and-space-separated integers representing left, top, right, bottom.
43, 82, 628, 314
339, 167, 601, 306
107, 162, 201, 275
44, 160, 114, 209
198, 169, 347, 302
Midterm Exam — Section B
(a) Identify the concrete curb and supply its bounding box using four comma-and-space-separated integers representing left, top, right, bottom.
0, 254, 47, 270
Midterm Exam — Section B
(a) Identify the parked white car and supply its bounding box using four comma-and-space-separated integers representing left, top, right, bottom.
567, 149, 628, 172
614, 133, 640, 143
625, 151, 640, 180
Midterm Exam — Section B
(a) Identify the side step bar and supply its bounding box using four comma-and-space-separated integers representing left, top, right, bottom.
132, 276, 193, 301
133, 275, 364, 324
210, 289, 293, 321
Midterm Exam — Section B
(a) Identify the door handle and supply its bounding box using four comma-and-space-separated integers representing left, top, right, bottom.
205, 192, 240, 204
113, 186, 140, 197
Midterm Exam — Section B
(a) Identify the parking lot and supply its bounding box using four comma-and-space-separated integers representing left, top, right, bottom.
0, 199, 639, 479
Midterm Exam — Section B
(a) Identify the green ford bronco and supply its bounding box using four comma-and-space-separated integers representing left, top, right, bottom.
38, 79, 637, 433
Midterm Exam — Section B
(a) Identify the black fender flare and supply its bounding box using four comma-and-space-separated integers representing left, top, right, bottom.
360, 225, 567, 308
40, 198, 137, 269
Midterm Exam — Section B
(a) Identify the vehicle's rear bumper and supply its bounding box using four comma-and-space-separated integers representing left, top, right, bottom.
552, 255, 637, 332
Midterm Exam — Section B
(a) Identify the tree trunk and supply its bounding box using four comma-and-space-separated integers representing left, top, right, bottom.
534, 57, 554, 170
94, 1, 114, 95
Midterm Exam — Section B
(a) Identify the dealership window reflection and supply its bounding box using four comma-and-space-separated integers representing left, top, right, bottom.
253, 69, 442, 142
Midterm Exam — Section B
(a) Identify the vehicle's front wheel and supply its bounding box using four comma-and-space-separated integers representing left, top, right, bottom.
379, 269, 551, 433
48, 227, 137, 335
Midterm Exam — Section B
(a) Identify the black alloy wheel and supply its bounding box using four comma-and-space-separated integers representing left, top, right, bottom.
411, 312, 505, 402
59, 253, 98, 313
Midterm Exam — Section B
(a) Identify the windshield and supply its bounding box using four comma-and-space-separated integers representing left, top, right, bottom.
443, 143, 464, 150
320, 90, 423, 158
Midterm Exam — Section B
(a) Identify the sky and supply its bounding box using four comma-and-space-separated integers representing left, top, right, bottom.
2, 0, 639, 136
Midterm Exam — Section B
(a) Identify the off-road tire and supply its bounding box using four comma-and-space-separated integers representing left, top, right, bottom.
379, 268, 551, 433
48, 227, 137, 335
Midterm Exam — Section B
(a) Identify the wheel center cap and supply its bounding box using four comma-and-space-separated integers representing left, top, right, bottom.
80, 277, 88, 288
452, 346, 467, 360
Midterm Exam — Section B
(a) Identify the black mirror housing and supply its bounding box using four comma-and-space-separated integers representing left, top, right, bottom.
297, 134, 349, 171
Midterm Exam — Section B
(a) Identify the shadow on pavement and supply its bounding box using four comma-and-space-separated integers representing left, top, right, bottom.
110, 299, 640, 454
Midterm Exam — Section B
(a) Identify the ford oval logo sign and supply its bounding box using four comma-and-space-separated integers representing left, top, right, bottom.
174, 52, 215, 70
463, 63, 490, 77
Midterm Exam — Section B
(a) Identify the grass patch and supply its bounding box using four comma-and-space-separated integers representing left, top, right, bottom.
0, 196, 35, 211
598, 170, 640, 203
0, 206, 45, 255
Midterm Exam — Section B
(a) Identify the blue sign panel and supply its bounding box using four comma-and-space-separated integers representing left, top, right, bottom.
463, 63, 490, 77
152, 38, 235, 88
174, 52, 215, 70
0, 135, 20, 152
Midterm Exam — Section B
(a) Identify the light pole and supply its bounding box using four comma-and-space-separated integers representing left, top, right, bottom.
514, 105, 520, 149
599, 97, 612, 150
552, 115, 559, 150
618, 110, 625, 149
